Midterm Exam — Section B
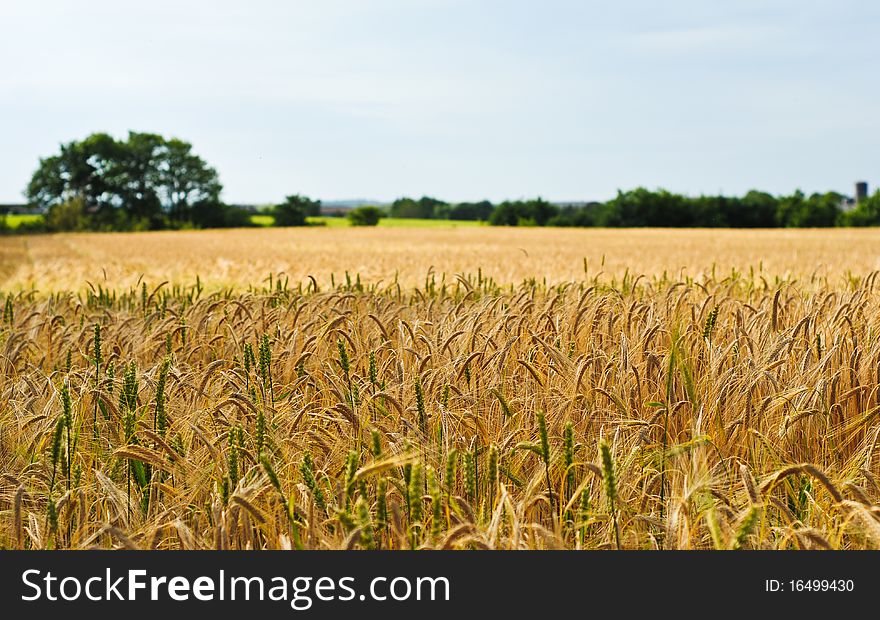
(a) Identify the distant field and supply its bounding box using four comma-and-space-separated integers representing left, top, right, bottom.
249, 214, 274, 226
1, 226, 879, 293
251, 214, 484, 228
366, 217, 483, 228
3, 213, 43, 228
2, 213, 482, 230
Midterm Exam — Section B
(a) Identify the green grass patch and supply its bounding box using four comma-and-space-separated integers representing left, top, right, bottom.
307, 216, 350, 228
8, 212, 484, 231
249, 214, 275, 227
4, 213, 44, 228
306, 216, 485, 228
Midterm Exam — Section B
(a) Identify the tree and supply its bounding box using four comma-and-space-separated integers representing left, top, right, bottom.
488, 198, 557, 226
189, 202, 253, 229
600, 188, 691, 227
730, 191, 778, 228
449, 200, 494, 221
776, 190, 840, 228
389, 196, 447, 219
26, 132, 222, 229
348, 206, 382, 226
841, 190, 880, 226
45, 196, 90, 232
273, 194, 319, 226
156, 138, 223, 221
488, 201, 520, 226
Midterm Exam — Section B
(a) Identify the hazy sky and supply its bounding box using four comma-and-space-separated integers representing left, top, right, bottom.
1, 1, 878, 204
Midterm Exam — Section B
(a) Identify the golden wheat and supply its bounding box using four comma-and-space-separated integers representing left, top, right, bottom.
0, 229, 879, 549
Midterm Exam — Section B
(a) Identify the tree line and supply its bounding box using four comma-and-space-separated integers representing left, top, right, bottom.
390, 190, 880, 228
10, 132, 384, 232
9, 132, 880, 232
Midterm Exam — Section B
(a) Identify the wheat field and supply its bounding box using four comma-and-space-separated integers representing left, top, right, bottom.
3, 227, 880, 292
1, 227, 880, 550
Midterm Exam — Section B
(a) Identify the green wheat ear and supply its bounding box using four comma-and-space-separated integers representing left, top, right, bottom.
220, 477, 229, 506
706, 507, 725, 550
255, 407, 266, 457
409, 462, 423, 523
376, 477, 388, 535
337, 338, 350, 378
487, 444, 498, 505
355, 497, 375, 549
536, 410, 554, 507
92, 323, 103, 438
93, 323, 103, 367
47, 496, 58, 541
563, 421, 574, 498
261, 454, 293, 522
49, 417, 64, 493
492, 388, 512, 417
599, 439, 621, 549
155, 357, 170, 436
106, 361, 115, 394
368, 350, 377, 386
414, 378, 427, 436
579, 487, 591, 528
537, 410, 550, 464
259, 333, 273, 402
599, 440, 617, 503
703, 306, 719, 341
427, 466, 441, 539
60, 382, 72, 490
407, 462, 424, 549
344, 450, 358, 503
463, 451, 476, 502
371, 428, 382, 458
227, 426, 241, 487
731, 505, 760, 550
445, 448, 458, 500
300, 453, 327, 512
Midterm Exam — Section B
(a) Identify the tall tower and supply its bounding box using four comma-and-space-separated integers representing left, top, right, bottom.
855, 181, 868, 204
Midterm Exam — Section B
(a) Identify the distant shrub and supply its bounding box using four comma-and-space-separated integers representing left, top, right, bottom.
449, 200, 494, 221
189, 202, 254, 229
46, 197, 90, 232
273, 195, 320, 226
489, 198, 557, 226
389, 196, 446, 219
348, 206, 382, 227
840, 191, 880, 227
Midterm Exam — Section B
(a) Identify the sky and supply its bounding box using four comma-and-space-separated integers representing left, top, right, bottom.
1, 0, 878, 204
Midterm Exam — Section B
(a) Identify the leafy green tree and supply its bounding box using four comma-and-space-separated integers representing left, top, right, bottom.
389, 196, 447, 219
26, 132, 222, 229
189, 202, 253, 228
730, 191, 778, 228
45, 196, 90, 232
156, 138, 223, 221
488, 201, 522, 226
600, 188, 690, 227
547, 203, 601, 227
27, 133, 121, 215
449, 200, 494, 221
273, 194, 319, 226
488, 198, 557, 226
841, 191, 880, 226
348, 205, 382, 226
776, 190, 840, 227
